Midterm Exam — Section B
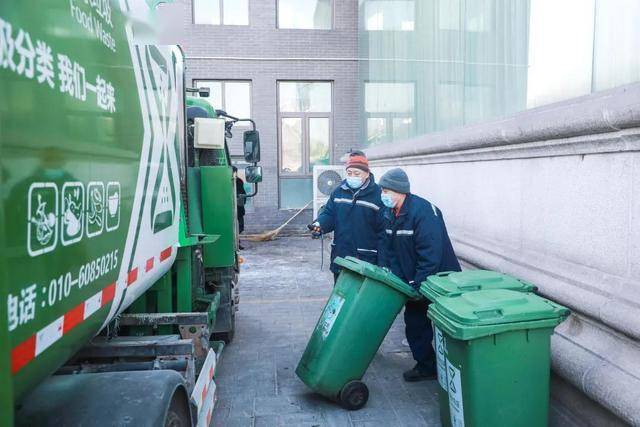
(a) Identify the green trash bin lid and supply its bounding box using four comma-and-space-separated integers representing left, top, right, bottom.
428, 289, 570, 340
420, 270, 537, 301
334, 256, 418, 298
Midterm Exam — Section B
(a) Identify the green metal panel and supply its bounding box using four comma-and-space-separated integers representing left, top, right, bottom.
126, 293, 153, 337
124, 272, 174, 335
0, 204, 13, 426
175, 247, 193, 313
201, 167, 236, 267
153, 273, 173, 335
187, 167, 204, 235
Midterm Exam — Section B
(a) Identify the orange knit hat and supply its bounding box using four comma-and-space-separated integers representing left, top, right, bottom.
345, 151, 369, 172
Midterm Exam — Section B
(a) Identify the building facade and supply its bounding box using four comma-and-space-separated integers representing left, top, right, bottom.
170, 0, 361, 232
359, 1, 640, 425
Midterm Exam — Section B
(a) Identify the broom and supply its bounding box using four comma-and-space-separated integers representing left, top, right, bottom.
242, 200, 313, 242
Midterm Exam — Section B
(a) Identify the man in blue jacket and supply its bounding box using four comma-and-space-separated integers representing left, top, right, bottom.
378, 168, 461, 382
312, 151, 385, 283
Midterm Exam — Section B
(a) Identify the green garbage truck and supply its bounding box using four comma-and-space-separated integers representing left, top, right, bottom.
0, 1, 262, 425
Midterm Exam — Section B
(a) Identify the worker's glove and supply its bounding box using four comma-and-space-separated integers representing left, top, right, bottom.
307, 222, 322, 239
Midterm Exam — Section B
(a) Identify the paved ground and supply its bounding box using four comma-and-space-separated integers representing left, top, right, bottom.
212, 236, 581, 427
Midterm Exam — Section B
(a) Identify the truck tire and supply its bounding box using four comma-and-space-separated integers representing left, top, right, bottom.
217, 322, 235, 343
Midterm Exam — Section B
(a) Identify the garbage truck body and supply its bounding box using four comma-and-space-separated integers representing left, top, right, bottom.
0, 1, 259, 425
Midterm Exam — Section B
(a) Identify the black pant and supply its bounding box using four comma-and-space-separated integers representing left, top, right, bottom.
404, 299, 435, 366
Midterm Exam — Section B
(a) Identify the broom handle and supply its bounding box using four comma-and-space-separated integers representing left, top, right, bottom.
275, 200, 312, 232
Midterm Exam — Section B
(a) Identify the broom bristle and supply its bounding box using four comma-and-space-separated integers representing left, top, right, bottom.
242, 229, 279, 242
239, 201, 312, 243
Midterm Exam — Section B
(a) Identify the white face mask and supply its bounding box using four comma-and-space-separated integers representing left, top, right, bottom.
346, 176, 363, 189
381, 193, 396, 208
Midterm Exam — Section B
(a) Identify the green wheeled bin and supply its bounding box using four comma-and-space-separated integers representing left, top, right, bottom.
420, 270, 538, 426
428, 289, 569, 427
295, 256, 418, 410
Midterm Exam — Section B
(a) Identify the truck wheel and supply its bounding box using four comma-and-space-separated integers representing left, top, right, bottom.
164, 388, 191, 427
217, 309, 236, 343
339, 380, 369, 410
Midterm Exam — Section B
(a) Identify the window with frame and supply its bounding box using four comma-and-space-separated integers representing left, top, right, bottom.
364, 0, 415, 31
277, 0, 333, 30
193, 80, 252, 119
193, 0, 249, 25
278, 81, 332, 209
365, 82, 415, 145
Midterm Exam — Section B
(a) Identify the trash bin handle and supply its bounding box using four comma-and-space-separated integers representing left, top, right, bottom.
435, 271, 454, 277
472, 308, 504, 319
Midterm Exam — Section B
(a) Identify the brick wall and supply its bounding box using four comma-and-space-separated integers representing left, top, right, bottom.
173, 0, 362, 232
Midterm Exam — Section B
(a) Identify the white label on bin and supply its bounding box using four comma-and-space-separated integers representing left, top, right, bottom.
434, 326, 448, 391
447, 358, 465, 427
319, 294, 345, 340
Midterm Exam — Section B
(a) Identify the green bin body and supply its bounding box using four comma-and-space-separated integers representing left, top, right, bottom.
420, 270, 538, 425
428, 289, 569, 427
296, 256, 417, 406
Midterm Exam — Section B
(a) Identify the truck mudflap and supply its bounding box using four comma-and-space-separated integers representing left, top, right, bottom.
191, 348, 219, 426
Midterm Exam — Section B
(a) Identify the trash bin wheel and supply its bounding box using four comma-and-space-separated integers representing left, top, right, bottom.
339, 380, 369, 410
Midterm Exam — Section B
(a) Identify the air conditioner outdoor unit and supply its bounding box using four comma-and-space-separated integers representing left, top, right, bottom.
312, 165, 345, 220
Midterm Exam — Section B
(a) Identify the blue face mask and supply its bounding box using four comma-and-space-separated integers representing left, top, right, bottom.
381, 193, 396, 208
346, 176, 363, 189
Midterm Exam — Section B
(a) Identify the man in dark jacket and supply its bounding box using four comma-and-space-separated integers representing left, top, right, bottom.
378, 168, 461, 382
232, 166, 247, 249
312, 151, 385, 283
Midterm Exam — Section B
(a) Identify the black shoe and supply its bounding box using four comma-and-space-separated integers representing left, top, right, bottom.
239, 244, 245, 250
403, 363, 437, 382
